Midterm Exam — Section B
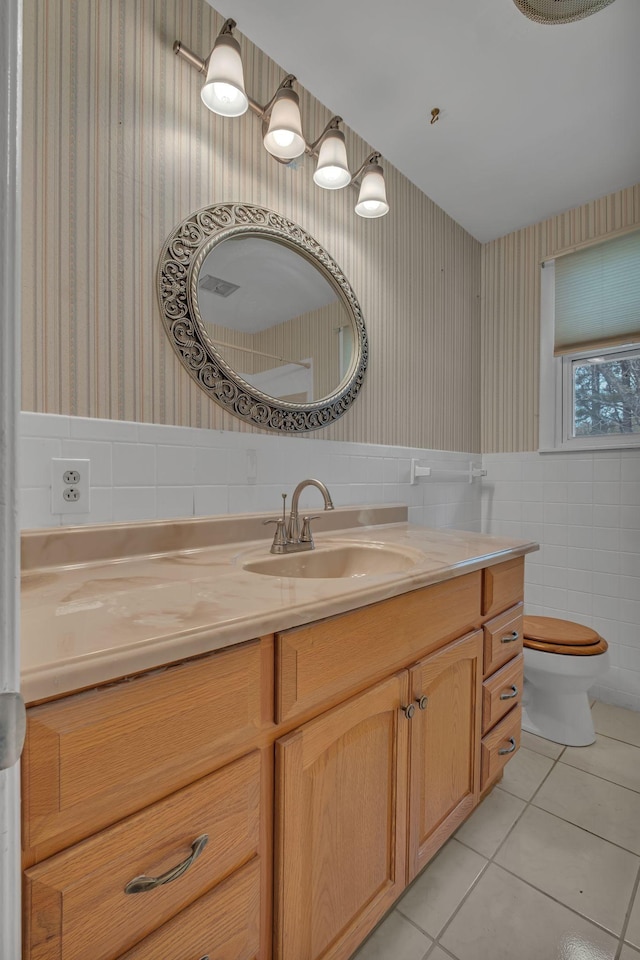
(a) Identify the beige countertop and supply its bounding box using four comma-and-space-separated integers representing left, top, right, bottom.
21, 507, 538, 704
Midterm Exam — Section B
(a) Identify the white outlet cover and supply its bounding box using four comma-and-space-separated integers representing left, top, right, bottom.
51, 458, 91, 514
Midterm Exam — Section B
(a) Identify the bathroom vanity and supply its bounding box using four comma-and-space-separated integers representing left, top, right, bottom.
20, 509, 534, 960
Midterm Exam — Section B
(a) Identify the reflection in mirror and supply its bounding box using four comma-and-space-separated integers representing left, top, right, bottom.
197, 238, 354, 402
157, 203, 367, 432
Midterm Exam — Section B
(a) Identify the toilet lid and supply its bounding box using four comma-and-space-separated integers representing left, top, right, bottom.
523, 615, 601, 646
524, 637, 608, 656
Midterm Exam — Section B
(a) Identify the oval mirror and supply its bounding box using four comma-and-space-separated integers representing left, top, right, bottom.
157, 203, 368, 432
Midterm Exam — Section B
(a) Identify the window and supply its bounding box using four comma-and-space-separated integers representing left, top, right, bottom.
539, 229, 640, 451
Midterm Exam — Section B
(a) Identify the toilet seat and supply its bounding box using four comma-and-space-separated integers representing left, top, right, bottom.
523, 615, 608, 657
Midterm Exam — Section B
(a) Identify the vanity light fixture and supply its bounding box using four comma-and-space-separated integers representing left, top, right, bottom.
353, 154, 389, 218
200, 19, 248, 117
174, 19, 390, 219
312, 121, 351, 190
262, 78, 306, 161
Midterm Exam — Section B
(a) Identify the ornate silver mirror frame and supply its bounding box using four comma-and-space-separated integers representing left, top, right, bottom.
157, 202, 368, 432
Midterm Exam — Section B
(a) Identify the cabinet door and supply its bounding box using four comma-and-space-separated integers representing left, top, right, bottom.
275, 673, 409, 960
408, 631, 483, 879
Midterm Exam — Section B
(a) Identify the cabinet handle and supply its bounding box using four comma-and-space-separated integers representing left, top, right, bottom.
498, 737, 517, 756
499, 685, 519, 701
501, 631, 519, 644
402, 704, 416, 719
416, 695, 428, 710
124, 834, 209, 894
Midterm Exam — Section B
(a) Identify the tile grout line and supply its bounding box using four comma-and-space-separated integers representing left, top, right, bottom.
422, 752, 563, 952
429, 740, 630, 957
556, 753, 640, 797
614, 862, 640, 960
358, 712, 640, 960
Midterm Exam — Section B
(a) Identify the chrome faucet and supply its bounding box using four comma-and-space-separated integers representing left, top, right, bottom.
264, 479, 334, 554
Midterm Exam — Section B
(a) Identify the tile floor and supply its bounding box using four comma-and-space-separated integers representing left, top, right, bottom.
351, 701, 640, 960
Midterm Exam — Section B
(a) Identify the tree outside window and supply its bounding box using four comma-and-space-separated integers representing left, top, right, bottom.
572, 351, 640, 438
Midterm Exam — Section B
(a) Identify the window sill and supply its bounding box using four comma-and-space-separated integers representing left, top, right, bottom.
538, 439, 640, 454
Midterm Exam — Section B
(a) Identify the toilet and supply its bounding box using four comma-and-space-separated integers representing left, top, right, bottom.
521, 615, 610, 747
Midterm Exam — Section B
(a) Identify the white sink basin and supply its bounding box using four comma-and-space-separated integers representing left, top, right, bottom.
241, 541, 422, 579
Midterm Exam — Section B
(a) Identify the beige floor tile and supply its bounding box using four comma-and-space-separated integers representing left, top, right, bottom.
396, 839, 486, 938
495, 806, 639, 934
439, 864, 618, 960
592, 701, 640, 748
533, 762, 640, 854
520, 729, 565, 759
425, 948, 456, 960
626, 884, 640, 949
561, 735, 640, 793
454, 787, 525, 858
620, 947, 640, 959
351, 909, 431, 960
499, 745, 554, 801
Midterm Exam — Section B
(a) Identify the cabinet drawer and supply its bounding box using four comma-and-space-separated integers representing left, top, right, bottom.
276, 572, 481, 722
480, 705, 521, 790
482, 557, 524, 618
482, 654, 523, 734
116, 858, 260, 960
24, 751, 261, 960
483, 604, 523, 677
23, 640, 270, 855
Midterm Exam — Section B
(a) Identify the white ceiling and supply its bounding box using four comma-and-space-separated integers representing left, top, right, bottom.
199, 237, 338, 332
206, 0, 640, 242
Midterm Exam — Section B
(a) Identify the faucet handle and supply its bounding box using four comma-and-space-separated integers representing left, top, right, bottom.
263, 517, 288, 553
300, 515, 320, 544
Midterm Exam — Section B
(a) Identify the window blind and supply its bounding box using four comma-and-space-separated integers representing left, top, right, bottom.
552, 229, 640, 356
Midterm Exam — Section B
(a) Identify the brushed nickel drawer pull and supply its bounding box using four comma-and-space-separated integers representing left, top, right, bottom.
124, 834, 209, 894
501, 631, 519, 644
416, 695, 428, 710
499, 685, 519, 701
402, 704, 416, 719
498, 737, 517, 756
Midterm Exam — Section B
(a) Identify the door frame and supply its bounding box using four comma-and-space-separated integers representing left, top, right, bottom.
0, 0, 23, 954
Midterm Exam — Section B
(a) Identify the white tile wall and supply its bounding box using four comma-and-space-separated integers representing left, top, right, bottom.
20, 413, 640, 711
19, 412, 482, 534
482, 451, 640, 712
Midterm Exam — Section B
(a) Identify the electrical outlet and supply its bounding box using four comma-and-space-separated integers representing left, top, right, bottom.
51, 458, 91, 514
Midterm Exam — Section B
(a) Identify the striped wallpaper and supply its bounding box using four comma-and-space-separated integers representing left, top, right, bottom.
481, 184, 640, 453
21, 0, 481, 452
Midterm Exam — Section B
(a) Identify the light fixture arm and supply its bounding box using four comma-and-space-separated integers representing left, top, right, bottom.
350, 151, 382, 185
174, 40, 292, 123
173, 27, 389, 216
173, 41, 207, 74
173, 41, 369, 169
259, 73, 297, 119
308, 115, 343, 153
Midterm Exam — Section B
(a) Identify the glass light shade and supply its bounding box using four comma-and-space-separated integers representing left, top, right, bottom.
354, 163, 389, 218
263, 89, 306, 160
201, 33, 248, 117
313, 130, 351, 190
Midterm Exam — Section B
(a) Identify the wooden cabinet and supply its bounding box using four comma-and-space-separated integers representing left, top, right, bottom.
22, 557, 526, 960
22, 642, 273, 960
408, 631, 483, 879
273, 625, 487, 960
274, 674, 409, 960
22, 640, 271, 860
482, 653, 524, 734
276, 572, 481, 723
115, 858, 261, 960
481, 705, 522, 787
24, 752, 262, 960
